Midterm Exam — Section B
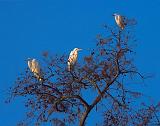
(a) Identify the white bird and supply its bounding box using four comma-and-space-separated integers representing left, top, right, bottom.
68, 48, 82, 71
113, 13, 126, 30
27, 58, 43, 81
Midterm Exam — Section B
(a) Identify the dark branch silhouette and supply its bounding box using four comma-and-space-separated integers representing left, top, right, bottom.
7, 18, 160, 126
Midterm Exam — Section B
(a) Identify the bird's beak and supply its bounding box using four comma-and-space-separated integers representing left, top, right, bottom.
78, 49, 82, 51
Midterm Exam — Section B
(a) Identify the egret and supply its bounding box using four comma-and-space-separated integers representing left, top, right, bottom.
68, 48, 82, 71
27, 58, 43, 81
113, 13, 126, 30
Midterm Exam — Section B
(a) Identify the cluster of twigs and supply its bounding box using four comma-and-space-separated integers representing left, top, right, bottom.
8, 21, 160, 126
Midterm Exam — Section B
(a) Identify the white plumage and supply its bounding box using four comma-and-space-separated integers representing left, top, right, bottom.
113, 13, 125, 30
68, 48, 82, 71
27, 58, 42, 81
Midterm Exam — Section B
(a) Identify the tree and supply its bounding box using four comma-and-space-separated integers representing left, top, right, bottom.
8, 17, 160, 126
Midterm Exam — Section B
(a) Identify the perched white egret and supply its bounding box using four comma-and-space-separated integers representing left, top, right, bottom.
68, 48, 82, 71
113, 13, 125, 30
27, 58, 43, 81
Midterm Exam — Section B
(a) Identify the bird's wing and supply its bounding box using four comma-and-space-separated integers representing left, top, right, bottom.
118, 15, 125, 29
70, 50, 78, 64
67, 51, 73, 71
68, 50, 78, 71
32, 59, 41, 74
67, 61, 71, 71
68, 50, 74, 63
28, 60, 33, 72
28, 59, 42, 81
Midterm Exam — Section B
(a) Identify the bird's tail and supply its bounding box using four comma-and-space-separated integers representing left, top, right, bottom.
121, 25, 125, 30
34, 73, 43, 82
38, 77, 43, 82
68, 61, 75, 71
68, 64, 71, 71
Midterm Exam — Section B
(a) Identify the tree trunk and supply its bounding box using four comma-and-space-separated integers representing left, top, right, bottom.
79, 108, 91, 126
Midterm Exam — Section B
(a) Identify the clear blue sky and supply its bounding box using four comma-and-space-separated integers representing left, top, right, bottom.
0, 0, 160, 125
